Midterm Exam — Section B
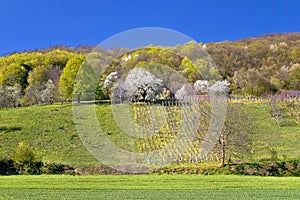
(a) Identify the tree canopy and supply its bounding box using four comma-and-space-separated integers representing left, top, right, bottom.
1, 33, 300, 107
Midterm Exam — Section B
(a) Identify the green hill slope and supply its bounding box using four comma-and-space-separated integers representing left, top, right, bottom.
243, 102, 300, 160
0, 102, 299, 168
0, 104, 97, 167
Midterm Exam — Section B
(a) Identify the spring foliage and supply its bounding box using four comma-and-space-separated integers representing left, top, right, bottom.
1, 33, 300, 107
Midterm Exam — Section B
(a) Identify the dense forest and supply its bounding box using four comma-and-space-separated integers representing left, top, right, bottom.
0, 33, 300, 108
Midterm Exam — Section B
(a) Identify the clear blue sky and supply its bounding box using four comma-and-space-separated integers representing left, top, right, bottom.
1, 0, 300, 55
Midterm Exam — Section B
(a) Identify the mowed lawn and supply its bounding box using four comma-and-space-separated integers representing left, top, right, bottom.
0, 175, 299, 200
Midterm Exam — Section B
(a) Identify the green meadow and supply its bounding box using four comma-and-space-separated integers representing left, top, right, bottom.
0, 175, 300, 200
1, 102, 299, 168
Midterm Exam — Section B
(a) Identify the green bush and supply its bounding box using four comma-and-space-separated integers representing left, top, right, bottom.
0, 142, 75, 175
12, 142, 41, 174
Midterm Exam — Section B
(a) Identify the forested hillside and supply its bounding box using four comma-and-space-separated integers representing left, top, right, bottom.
0, 33, 300, 108
207, 33, 300, 96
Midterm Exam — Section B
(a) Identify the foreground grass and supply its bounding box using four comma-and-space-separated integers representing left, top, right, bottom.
0, 175, 299, 200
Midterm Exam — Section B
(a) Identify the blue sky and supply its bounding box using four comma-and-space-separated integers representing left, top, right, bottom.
1, 0, 300, 55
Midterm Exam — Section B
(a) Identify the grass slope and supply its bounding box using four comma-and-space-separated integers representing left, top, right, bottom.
0, 175, 300, 199
0, 104, 97, 167
244, 102, 300, 160
0, 102, 299, 168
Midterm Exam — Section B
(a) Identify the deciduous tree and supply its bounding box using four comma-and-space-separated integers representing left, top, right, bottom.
58, 55, 85, 101
123, 68, 164, 101
194, 80, 209, 95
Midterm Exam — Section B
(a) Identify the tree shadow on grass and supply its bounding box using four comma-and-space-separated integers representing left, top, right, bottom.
0, 126, 22, 133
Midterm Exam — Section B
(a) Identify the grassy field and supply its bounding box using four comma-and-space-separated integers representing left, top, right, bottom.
0, 175, 299, 199
0, 102, 299, 168
244, 102, 300, 160
0, 104, 98, 167
1, 103, 300, 199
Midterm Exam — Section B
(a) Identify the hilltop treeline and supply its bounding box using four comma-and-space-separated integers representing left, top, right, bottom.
207, 33, 300, 96
0, 33, 300, 108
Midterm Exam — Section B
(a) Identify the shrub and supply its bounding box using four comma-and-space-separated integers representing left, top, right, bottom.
41, 163, 74, 175
12, 142, 41, 174
0, 157, 18, 175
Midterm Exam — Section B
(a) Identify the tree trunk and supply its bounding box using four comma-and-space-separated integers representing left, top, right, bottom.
142, 92, 146, 102
77, 92, 81, 103
221, 134, 225, 166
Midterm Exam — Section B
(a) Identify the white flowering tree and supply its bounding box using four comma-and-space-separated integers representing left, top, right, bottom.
104, 71, 118, 90
5, 84, 22, 107
41, 79, 56, 104
0, 86, 6, 108
194, 80, 209, 95
175, 84, 193, 100
123, 68, 164, 101
209, 80, 230, 95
